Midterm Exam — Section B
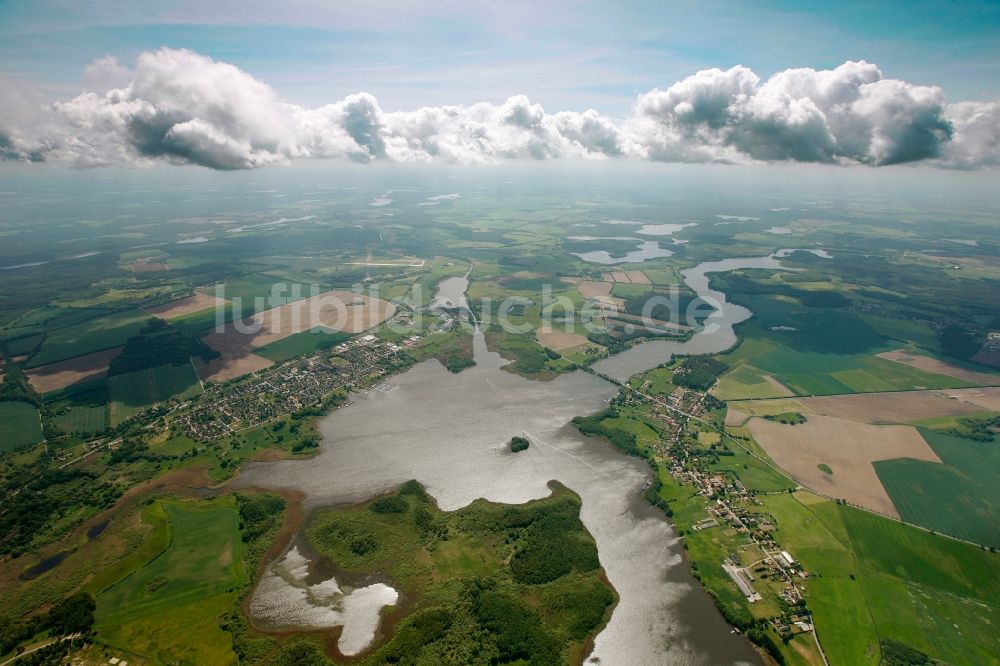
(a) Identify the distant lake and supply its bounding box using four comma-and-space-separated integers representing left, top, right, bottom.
572, 239, 674, 264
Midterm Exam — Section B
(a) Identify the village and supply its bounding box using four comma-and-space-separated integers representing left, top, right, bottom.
178, 334, 415, 441
619, 380, 819, 644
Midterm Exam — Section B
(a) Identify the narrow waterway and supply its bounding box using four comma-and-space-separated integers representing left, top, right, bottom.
237, 250, 824, 664
593, 250, 827, 382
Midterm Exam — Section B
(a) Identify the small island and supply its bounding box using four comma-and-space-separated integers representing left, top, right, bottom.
509, 435, 531, 453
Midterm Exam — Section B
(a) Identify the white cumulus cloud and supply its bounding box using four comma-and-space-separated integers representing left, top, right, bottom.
0, 48, 996, 170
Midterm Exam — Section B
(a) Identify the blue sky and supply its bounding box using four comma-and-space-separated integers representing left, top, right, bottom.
2, 0, 999, 114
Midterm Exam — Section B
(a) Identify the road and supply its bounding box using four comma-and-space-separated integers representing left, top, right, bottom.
0, 634, 81, 666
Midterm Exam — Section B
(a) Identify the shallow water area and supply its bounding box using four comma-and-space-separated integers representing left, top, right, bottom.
247, 545, 399, 656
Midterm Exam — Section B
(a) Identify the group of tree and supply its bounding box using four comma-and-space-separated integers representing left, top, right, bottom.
0, 362, 41, 406
672, 355, 727, 391
572, 408, 641, 457
509, 436, 530, 453
108, 318, 219, 375
0, 593, 95, 657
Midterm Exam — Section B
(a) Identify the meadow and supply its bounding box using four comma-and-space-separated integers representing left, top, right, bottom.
484, 327, 574, 380
716, 324, 972, 399
874, 428, 1000, 546
51, 402, 107, 435
255, 327, 353, 362
95, 497, 244, 665
0, 401, 43, 451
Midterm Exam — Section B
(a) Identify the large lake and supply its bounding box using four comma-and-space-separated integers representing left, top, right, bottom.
236, 250, 825, 664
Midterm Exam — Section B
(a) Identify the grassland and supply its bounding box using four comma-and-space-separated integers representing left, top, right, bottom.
708, 434, 796, 493
108, 363, 202, 426
874, 427, 1000, 547
95, 497, 244, 665
255, 327, 353, 362
306, 481, 615, 665
0, 401, 43, 451
716, 325, 972, 399
51, 403, 107, 435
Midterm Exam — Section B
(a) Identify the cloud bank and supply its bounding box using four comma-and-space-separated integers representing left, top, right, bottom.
1, 48, 996, 170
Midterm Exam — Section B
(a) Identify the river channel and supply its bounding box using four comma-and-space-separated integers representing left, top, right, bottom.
236, 250, 824, 664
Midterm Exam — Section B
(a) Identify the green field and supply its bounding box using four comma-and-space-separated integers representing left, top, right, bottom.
640, 268, 679, 285
51, 403, 106, 435
716, 324, 971, 399
0, 401, 43, 451
708, 438, 796, 492
95, 498, 243, 665
760, 491, 1000, 666
108, 363, 202, 426
28, 309, 151, 367
169, 303, 232, 335
875, 427, 1000, 547
255, 327, 352, 362
633, 366, 675, 396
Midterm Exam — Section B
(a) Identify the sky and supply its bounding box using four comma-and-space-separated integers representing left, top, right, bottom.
1, 0, 998, 171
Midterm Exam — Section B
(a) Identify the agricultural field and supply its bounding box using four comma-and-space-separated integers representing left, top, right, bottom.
195, 290, 394, 381
145, 292, 228, 320
51, 402, 107, 435
875, 427, 1000, 546
748, 414, 941, 517
255, 327, 353, 362
877, 348, 1000, 385
0, 401, 43, 451
95, 498, 244, 665
760, 492, 1000, 666
108, 363, 202, 426
715, 325, 975, 399
734, 388, 1000, 545
25, 346, 122, 394
28, 310, 151, 368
